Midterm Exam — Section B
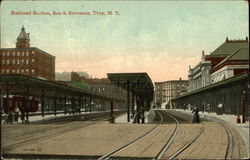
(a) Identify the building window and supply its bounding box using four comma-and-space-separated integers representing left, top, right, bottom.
26, 59, 29, 64
12, 59, 15, 64
26, 51, 29, 56
26, 69, 29, 73
6, 69, 9, 73
32, 59, 35, 63
2, 59, 4, 65
102, 88, 105, 92
32, 51, 35, 55
31, 69, 35, 73
7, 52, 9, 57
22, 52, 25, 56
12, 69, 15, 73
6, 59, 9, 64
21, 69, 24, 73
21, 59, 24, 64
17, 69, 19, 73
17, 59, 20, 64
2, 69, 5, 73
17, 51, 20, 56
2, 52, 5, 56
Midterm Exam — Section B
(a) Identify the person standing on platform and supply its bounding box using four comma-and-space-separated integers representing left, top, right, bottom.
217, 102, 223, 115
14, 111, 19, 123
8, 111, 14, 124
206, 104, 211, 113
192, 107, 200, 123
21, 111, 25, 123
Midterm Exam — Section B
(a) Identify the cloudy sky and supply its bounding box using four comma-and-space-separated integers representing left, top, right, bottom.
1, 0, 248, 82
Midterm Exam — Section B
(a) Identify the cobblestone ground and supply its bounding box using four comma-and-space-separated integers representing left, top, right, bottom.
174, 122, 244, 159
2, 111, 248, 159
162, 123, 202, 158
113, 124, 175, 158
2, 121, 156, 156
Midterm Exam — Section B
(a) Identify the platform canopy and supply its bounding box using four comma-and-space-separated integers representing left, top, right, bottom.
107, 72, 154, 101
0, 74, 123, 101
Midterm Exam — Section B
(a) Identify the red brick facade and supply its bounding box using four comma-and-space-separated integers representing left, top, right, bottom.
0, 27, 55, 81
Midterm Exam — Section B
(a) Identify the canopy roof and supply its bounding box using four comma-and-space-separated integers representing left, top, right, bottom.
107, 72, 154, 101
0, 74, 124, 101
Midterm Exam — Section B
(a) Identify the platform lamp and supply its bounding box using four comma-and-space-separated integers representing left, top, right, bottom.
110, 85, 114, 123
242, 90, 246, 123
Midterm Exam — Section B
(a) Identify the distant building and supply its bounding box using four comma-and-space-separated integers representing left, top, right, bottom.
210, 39, 249, 83
56, 71, 127, 101
0, 26, 55, 81
188, 51, 212, 91
55, 71, 89, 81
154, 78, 188, 109
84, 78, 127, 101
188, 37, 249, 92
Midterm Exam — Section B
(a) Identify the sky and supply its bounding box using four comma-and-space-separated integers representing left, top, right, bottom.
0, 0, 248, 83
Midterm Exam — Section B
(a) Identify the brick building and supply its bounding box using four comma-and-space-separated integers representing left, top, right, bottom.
188, 37, 249, 92
0, 26, 55, 81
154, 78, 188, 109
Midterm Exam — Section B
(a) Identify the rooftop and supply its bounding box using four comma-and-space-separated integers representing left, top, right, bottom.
211, 37, 248, 55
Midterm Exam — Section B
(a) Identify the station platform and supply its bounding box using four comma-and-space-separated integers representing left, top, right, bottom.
115, 111, 150, 124
171, 108, 249, 157
1, 110, 121, 124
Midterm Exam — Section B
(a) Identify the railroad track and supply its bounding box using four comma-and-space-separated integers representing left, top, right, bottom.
159, 111, 205, 160
97, 110, 164, 160
2, 116, 109, 152
160, 111, 233, 160
98, 110, 206, 160
220, 122, 233, 160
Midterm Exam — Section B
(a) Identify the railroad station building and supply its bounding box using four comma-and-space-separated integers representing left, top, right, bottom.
188, 37, 249, 92
0, 26, 55, 81
55, 71, 127, 109
154, 78, 188, 109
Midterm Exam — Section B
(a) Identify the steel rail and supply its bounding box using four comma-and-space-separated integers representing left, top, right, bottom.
167, 122, 205, 160
154, 111, 180, 160
98, 110, 164, 160
3, 116, 109, 151
221, 123, 233, 160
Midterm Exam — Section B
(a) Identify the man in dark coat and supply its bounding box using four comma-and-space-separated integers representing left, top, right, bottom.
21, 111, 25, 123
192, 107, 200, 123
14, 111, 19, 123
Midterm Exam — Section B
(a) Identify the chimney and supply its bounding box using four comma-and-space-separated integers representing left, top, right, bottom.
226, 37, 229, 42
246, 37, 248, 42
202, 50, 205, 59
179, 77, 182, 81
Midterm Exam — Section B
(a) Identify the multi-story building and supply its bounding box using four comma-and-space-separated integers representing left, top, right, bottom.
188, 51, 212, 91
84, 78, 127, 101
210, 39, 249, 82
154, 78, 188, 109
0, 26, 55, 81
55, 71, 127, 101
188, 37, 249, 92
55, 71, 89, 81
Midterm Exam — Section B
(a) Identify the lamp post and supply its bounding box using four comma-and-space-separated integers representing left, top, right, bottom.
110, 85, 114, 123
242, 90, 246, 123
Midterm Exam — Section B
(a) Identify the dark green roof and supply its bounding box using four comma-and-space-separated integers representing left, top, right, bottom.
107, 72, 154, 100
211, 42, 248, 55
229, 48, 249, 60
0, 74, 123, 101
213, 48, 249, 68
